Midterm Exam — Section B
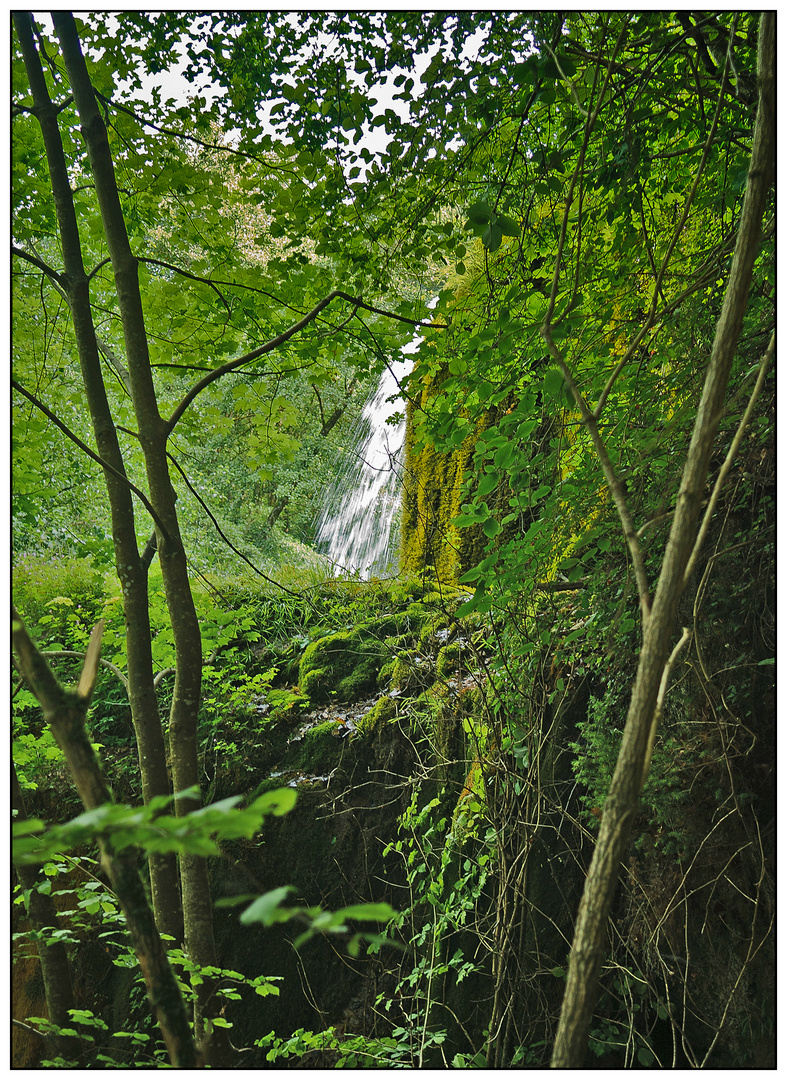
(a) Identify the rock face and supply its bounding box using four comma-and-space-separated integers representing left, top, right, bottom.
211, 716, 418, 1064
206, 553, 774, 1068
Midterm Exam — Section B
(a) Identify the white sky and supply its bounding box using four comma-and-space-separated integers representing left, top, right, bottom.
120, 14, 489, 163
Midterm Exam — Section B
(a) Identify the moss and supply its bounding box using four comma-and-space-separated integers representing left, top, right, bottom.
389, 651, 434, 695
436, 641, 466, 678
299, 631, 386, 703
356, 695, 398, 737
377, 659, 395, 689
400, 392, 496, 582
283, 720, 344, 774
356, 613, 406, 639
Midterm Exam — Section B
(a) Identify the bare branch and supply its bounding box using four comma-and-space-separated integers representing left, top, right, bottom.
543, 41, 589, 117
640, 626, 691, 791
12, 245, 64, 286
42, 650, 129, 691
545, 23, 628, 326
12, 378, 169, 540
77, 620, 106, 701
682, 330, 774, 589
543, 330, 653, 621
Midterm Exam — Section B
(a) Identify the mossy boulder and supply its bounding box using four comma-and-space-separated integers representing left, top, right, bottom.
284, 720, 344, 774
436, 641, 468, 678
356, 695, 398, 737
299, 631, 387, 703
387, 650, 435, 695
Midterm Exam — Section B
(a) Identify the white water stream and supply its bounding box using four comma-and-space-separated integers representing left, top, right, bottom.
314, 362, 409, 578
314, 303, 434, 578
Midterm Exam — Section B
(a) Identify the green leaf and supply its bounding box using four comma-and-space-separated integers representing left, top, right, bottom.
248, 788, 298, 817
465, 201, 491, 225
482, 223, 503, 252
336, 902, 395, 921
476, 472, 499, 498
496, 213, 520, 237
543, 368, 565, 401
239, 886, 295, 926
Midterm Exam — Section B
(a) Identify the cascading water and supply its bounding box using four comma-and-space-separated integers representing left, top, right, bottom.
313, 361, 409, 578
314, 299, 436, 578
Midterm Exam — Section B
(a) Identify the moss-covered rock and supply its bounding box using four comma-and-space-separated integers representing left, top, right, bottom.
283, 720, 344, 774
388, 651, 435, 695
299, 631, 387, 702
355, 695, 398, 737
436, 641, 468, 678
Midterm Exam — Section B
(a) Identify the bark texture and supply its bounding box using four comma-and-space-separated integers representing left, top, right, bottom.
12, 613, 198, 1068
13, 10, 181, 942
551, 12, 774, 1067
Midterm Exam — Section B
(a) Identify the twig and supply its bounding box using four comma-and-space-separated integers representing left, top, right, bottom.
640, 627, 691, 791
42, 650, 128, 691
682, 331, 774, 588
12, 378, 169, 541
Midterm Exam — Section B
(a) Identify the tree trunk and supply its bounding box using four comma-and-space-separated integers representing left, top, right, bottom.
51, 12, 224, 1048
13, 10, 182, 943
12, 615, 198, 1068
12, 767, 83, 1065
551, 13, 774, 1066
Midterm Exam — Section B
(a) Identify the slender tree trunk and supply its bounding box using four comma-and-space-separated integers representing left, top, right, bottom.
12, 615, 198, 1068
12, 767, 83, 1065
13, 10, 181, 942
551, 13, 774, 1066
51, 12, 223, 1046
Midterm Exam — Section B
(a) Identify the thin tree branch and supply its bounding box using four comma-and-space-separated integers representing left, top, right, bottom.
138, 256, 232, 312
545, 22, 627, 327
12, 378, 169, 540
640, 627, 691, 791
87, 256, 111, 282
42, 651, 129, 691
12, 245, 64, 287
592, 57, 732, 423
94, 88, 301, 174
166, 450, 320, 609
551, 12, 774, 1065
543, 40, 589, 117
682, 330, 774, 589
165, 289, 447, 436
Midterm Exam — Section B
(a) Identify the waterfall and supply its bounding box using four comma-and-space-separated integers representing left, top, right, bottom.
314, 362, 409, 578
314, 299, 436, 578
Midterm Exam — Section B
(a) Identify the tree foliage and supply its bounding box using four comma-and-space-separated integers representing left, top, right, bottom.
12, 9, 773, 1069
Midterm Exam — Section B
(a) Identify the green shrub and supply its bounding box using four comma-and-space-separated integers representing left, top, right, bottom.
13, 555, 104, 628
